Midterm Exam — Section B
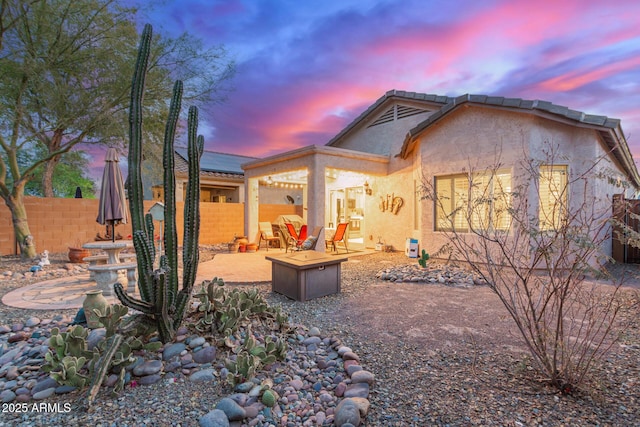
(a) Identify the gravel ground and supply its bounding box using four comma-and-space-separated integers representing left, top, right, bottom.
1, 249, 640, 426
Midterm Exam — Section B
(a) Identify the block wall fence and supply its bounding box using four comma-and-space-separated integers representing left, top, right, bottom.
0, 197, 302, 256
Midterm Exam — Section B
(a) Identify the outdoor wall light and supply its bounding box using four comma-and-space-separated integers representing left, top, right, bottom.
364, 181, 373, 195
266, 176, 273, 185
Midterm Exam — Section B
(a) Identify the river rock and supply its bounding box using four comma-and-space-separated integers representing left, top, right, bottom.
133, 359, 163, 377
163, 343, 186, 361
31, 377, 57, 394
188, 336, 206, 349
32, 387, 55, 400
335, 398, 361, 426
25, 317, 41, 328
87, 328, 106, 350
350, 370, 375, 385
348, 397, 370, 417
0, 348, 21, 366
189, 369, 215, 383
192, 346, 216, 364
290, 378, 304, 390
346, 365, 363, 376
342, 351, 359, 361
137, 374, 162, 385
8, 331, 29, 343
199, 409, 230, 427
308, 326, 321, 336
215, 397, 246, 421
344, 383, 369, 398
1, 389, 16, 403
5, 365, 19, 380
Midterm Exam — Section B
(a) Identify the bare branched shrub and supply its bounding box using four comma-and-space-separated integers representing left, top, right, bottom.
421, 142, 633, 393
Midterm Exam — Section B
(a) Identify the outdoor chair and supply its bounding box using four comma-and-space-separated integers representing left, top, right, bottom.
258, 222, 281, 251
284, 223, 308, 252
326, 222, 349, 253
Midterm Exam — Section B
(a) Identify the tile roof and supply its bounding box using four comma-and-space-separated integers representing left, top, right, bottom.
404, 94, 621, 143
324, 89, 637, 188
174, 148, 257, 177
397, 92, 639, 187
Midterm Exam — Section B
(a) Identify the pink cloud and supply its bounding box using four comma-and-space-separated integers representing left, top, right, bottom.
141, 0, 640, 164
538, 56, 640, 92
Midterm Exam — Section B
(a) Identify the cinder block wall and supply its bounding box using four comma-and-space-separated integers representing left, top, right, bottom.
0, 198, 302, 256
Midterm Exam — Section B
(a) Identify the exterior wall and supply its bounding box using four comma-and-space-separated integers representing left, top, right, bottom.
412, 106, 627, 261
360, 165, 416, 251
327, 103, 428, 251
0, 198, 299, 256
258, 186, 303, 205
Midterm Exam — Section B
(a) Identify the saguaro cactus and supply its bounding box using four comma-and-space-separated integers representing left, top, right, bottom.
114, 24, 203, 343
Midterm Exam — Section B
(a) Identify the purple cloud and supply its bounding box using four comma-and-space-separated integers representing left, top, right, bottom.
122, 0, 640, 162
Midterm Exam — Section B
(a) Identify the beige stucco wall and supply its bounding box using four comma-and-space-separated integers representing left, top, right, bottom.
410, 105, 630, 262
325, 102, 440, 251
360, 165, 416, 251
333, 101, 437, 156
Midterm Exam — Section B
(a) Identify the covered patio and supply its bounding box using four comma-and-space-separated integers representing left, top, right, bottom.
242, 145, 388, 252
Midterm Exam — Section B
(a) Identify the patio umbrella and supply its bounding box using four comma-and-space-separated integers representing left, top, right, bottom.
96, 148, 128, 242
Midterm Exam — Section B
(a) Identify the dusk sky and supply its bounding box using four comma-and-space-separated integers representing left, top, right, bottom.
92, 0, 640, 177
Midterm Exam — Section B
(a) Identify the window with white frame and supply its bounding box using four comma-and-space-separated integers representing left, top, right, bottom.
538, 165, 568, 231
435, 170, 511, 232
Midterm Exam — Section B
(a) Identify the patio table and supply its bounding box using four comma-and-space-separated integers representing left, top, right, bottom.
83, 240, 133, 264
83, 240, 135, 296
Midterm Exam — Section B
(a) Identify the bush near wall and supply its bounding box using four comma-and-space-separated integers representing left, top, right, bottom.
0, 197, 301, 256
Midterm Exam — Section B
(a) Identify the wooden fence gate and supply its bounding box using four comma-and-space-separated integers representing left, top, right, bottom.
612, 194, 640, 263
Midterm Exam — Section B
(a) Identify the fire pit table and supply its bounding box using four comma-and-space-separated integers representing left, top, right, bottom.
265, 251, 348, 301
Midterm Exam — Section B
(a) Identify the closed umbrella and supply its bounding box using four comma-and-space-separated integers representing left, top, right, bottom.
96, 148, 128, 242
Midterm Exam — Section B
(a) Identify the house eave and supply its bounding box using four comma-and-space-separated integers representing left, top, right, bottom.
399, 94, 640, 189
242, 144, 389, 171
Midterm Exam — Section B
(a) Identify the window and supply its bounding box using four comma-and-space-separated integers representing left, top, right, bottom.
435, 171, 511, 232
539, 165, 567, 231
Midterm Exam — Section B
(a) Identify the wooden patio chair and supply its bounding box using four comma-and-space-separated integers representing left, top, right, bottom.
258, 222, 281, 251
326, 222, 349, 253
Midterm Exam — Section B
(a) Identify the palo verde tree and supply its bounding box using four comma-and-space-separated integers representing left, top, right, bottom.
421, 141, 635, 393
0, 0, 233, 258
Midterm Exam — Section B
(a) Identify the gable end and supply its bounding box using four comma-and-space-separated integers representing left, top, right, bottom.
367, 104, 432, 128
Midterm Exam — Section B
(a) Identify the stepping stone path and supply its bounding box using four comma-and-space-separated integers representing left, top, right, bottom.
0, 315, 374, 426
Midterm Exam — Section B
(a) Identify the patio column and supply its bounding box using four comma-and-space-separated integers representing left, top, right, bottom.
307, 158, 326, 251
245, 177, 260, 243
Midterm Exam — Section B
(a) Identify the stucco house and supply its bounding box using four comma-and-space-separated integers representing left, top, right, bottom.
153, 148, 257, 203
243, 90, 640, 258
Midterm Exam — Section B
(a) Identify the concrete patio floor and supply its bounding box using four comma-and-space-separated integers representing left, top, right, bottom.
2, 247, 364, 310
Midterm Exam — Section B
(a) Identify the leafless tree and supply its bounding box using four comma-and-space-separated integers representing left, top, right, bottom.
421, 142, 635, 393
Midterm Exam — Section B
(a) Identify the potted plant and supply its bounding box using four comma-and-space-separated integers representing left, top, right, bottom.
68, 241, 91, 263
